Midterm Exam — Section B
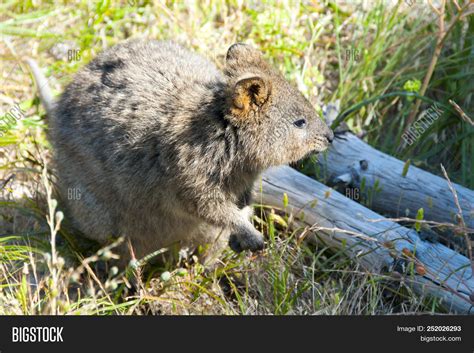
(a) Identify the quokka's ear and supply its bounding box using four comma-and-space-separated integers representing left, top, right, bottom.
232, 75, 271, 115
225, 43, 268, 74
226, 43, 259, 61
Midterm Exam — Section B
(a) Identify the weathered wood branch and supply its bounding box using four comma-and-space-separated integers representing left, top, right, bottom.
256, 166, 474, 314
317, 132, 474, 231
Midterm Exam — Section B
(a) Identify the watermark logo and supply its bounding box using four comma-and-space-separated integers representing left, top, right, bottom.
67, 49, 81, 62
345, 187, 360, 201
401, 103, 443, 147
67, 187, 82, 200
0, 103, 26, 137
345, 48, 361, 62
12, 326, 63, 343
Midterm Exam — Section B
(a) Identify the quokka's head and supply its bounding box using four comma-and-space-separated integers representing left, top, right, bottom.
224, 43, 334, 169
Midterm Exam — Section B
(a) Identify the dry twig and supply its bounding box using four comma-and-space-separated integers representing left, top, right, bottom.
449, 99, 474, 126
440, 164, 473, 274
405, 0, 472, 126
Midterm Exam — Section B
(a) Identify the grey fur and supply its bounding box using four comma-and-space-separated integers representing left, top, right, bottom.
28, 39, 333, 265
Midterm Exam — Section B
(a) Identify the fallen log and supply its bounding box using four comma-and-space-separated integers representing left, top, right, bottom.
256, 166, 474, 314
317, 131, 474, 232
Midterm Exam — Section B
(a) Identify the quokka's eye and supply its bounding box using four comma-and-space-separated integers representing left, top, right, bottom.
293, 118, 307, 128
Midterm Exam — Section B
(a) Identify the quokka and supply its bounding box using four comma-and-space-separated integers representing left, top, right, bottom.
28, 39, 333, 265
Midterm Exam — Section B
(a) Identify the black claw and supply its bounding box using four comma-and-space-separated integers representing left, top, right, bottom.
252, 239, 264, 251
229, 233, 264, 253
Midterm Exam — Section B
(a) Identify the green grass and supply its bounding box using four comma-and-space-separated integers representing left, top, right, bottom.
1, 0, 472, 315
328, 1, 474, 187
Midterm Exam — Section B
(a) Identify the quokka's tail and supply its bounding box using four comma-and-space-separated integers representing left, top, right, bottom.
25, 58, 54, 116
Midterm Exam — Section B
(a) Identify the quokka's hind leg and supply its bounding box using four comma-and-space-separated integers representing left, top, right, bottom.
55, 151, 119, 245
105, 217, 236, 270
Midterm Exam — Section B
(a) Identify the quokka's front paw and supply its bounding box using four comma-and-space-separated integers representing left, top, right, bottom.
229, 228, 264, 253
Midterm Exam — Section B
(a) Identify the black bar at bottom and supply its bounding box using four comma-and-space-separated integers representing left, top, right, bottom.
0, 315, 472, 353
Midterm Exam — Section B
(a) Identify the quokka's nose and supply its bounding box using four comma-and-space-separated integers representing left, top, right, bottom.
325, 129, 334, 144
